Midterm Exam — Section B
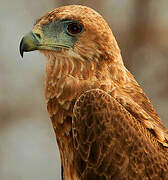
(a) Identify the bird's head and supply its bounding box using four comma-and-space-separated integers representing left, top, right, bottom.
20, 5, 121, 62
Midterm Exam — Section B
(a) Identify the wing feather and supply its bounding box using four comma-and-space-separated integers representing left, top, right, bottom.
73, 89, 168, 179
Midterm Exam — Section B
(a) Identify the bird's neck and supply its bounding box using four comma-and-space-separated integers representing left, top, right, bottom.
44, 49, 130, 140
45, 50, 97, 110
44, 50, 127, 109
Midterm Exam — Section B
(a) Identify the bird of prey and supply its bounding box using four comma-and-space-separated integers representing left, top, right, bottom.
20, 5, 168, 180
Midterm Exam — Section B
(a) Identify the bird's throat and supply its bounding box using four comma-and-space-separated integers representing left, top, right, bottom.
44, 50, 99, 109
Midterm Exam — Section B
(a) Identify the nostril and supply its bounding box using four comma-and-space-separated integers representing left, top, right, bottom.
34, 33, 41, 39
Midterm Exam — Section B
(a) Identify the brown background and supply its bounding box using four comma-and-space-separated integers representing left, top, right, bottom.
0, 0, 168, 179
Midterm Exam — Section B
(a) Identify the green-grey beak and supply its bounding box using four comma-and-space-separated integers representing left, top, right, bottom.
19, 32, 40, 57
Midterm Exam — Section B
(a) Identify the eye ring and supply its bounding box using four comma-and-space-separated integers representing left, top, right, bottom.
67, 22, 83, 36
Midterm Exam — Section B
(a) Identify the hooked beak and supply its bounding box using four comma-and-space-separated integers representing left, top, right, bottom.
19, 31, 40, 57
19, 31, 71, 58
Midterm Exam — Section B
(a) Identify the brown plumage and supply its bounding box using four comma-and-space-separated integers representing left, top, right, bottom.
20, 5, 168, 179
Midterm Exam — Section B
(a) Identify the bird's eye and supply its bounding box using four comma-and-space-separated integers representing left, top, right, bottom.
67, 22, 83, 35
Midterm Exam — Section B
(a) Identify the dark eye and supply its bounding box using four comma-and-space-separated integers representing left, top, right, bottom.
67, 22, 83, 35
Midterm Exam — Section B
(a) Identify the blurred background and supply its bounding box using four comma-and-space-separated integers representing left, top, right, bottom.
0, 0, 168, 179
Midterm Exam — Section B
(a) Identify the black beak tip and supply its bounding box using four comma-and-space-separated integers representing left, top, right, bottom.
19, 38, 24, 58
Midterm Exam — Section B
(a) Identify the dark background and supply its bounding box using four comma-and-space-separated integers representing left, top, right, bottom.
0, 0, 168, 179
